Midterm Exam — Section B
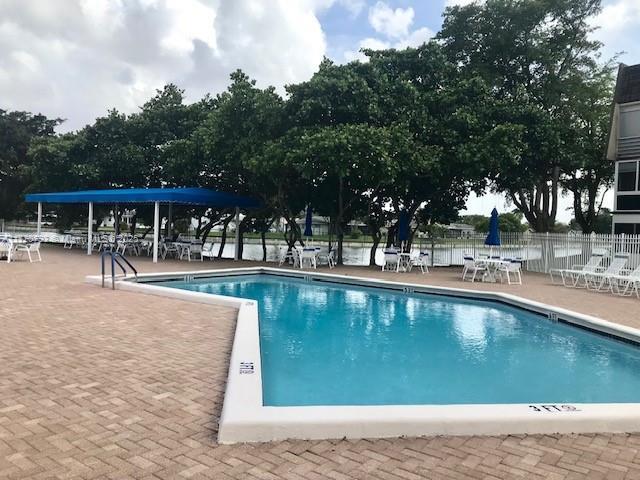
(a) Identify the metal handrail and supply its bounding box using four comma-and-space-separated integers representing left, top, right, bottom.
100, 251, 138, 289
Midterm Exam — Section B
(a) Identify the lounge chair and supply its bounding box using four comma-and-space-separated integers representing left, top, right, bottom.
609, 263, 640, 297
585, 252, 630, 292
550, 251, 606, 288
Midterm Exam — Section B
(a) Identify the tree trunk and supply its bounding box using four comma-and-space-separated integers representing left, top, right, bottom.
369, 229, 381, 267
195, 215, 203, 239
237, 213, 253, 261
217, 215, 233, 258
260, 230, 267, 262
336, 175, 344, 265
385, 223, 398, 248
130, 214, 137, 237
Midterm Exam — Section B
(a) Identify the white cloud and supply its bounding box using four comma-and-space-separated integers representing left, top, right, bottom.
444, 0, 483, 7
0, 0, 331, 131
338, 0, 366, 17
344, 2, 433, 62
368, 1, 414, 38
394, 27, 434, 49
589, 0, 640, 67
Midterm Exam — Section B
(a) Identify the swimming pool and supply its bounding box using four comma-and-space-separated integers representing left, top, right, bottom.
156, 274, 640, 407
86, 267, 640, 442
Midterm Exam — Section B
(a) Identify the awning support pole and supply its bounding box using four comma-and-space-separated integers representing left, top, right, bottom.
153, 201, 160, 263
37, 202, 42, 236
234, 206, 240, 261
87, 202, 93, 255
114, 203, 120, 237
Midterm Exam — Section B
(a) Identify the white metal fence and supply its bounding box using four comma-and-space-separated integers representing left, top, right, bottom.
3, 220, 640, 272
417, 232, 640, 274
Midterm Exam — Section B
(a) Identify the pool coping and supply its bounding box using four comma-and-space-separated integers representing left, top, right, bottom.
86, 267, 640, 443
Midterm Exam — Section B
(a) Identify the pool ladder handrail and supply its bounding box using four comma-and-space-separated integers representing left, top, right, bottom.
100, 251, 138, 289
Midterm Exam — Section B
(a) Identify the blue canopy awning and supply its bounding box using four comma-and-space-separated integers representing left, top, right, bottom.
25, 187, 260, 208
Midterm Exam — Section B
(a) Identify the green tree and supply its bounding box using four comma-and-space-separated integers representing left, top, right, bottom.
439, 0, 610, 232
0, 110, 60, 220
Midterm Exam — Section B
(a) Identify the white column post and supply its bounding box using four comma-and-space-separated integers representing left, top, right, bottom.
37, 202, 42, 235
87, 202, 93, 255
153, 201, 160, 263
234, 206, 240, 261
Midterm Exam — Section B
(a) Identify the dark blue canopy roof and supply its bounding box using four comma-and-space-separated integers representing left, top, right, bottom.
25, 187, 260, 208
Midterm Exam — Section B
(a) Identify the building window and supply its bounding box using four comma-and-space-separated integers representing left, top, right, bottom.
617, 195, 640, 210
620, 106, 640, 138
618, 161, 638, 192
614, 223, 640, 234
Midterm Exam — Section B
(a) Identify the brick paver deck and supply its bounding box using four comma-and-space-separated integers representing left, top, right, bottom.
2, 246, 640, 479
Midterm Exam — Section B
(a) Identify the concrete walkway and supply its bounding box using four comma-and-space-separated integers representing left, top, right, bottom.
1, 246, 640, 479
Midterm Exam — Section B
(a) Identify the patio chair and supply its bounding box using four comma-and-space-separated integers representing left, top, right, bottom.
202, 242, 216, 261
382, 249, 399, 272
496, 259, 522, 285
185, 241, 203, 262
409, 252, 429, 274
316, 248, 335, 269
291, 247, 301, 268
300, 248, 317, 269
550, 251, 606, 288
161, 241, 180, 260
63, 234, 77, 249
0, 238, 13, 263
462, 255, 487, 282
15, 240, 42, 263
585, 252, 630, 292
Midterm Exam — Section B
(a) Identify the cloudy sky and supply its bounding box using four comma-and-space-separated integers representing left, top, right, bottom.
1, 0, 638, 220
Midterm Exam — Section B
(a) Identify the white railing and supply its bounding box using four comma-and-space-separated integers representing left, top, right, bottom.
417, 232, 640, 274
4, 219, 640, 272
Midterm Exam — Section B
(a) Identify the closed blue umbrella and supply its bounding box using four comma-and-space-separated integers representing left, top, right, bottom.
398, 211, 410, 243
485, 208, 501, 255
304, 205, 313, 237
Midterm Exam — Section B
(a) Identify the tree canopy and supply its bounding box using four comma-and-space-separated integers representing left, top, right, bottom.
0, 0, 617, 262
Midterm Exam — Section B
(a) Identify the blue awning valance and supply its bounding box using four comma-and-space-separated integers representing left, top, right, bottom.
25, 187, 260, 208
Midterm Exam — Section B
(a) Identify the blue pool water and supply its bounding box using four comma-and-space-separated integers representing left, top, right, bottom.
156, 274, 640, 406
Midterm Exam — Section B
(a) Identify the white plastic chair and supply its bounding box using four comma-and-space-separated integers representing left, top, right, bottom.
184, 241, 203, 262
300, 248, 317, 269
291, 247, 301, 268
316, 248, 335, 269
0, 239, 13, 263
462, 255, 487, 282
382, 249, 399, 272
610, 264, 640, 298
63, 235, 77, 249
497, 259, 522, 285
409, 252, 429, 274
585, 253, 630, 292
202, 242, 216, 261
551, 252, 606, 288
15, 241, 42, 263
